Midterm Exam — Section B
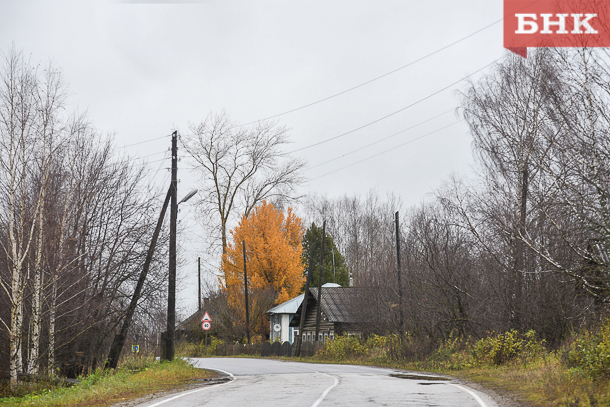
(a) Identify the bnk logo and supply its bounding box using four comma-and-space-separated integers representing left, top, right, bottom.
504, 0, 610, 58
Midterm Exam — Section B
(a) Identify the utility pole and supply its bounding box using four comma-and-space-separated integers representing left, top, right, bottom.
166, 131, 178, 361
315, 220, 326, 342
243, 240, 250, 344
395, 211, 404, 341
198, 257, 201, 312
295, 250, 314, 357
105, 186, 172, 370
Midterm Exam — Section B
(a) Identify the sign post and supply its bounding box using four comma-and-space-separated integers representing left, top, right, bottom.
201, 313, 212, 356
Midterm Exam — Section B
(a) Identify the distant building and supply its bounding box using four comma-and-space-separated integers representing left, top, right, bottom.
290, 285, 364, 342
267, 283, 342, 343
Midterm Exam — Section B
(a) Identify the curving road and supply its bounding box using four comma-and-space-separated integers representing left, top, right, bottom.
133, 358, 500, 407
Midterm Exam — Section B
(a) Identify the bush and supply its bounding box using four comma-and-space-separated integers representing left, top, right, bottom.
471, 330, 546, 366
318, 335, 366, 360
428, 332, 472, 370
563, 320, 610, 379
176, 337, 225, 357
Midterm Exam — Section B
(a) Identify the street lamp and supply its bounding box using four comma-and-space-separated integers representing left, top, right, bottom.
179, 189, 198, 205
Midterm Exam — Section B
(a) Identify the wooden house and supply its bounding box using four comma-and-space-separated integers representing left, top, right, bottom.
289, 286, 365, 342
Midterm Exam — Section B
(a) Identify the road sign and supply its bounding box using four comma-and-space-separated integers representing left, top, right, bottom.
201, 312, 211, 322
132, 345, 139, 353
202, 321, 211, 330
273, 323, 281, 332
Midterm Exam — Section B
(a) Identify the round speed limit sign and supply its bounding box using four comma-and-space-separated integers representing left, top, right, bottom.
202, 321, 211, 331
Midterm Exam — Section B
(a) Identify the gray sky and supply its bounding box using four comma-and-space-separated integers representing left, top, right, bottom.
1, 0, 506, 316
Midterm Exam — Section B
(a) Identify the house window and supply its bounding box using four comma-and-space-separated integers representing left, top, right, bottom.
319, 333, 323, 341
330, 332, 334, 340
306, 332, 311, 342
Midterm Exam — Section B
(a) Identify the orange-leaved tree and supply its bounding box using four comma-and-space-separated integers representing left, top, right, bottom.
221, 201, 305, 339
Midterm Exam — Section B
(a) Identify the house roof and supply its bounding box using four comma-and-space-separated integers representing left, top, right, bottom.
309, 287, 361, 323
267, 283, 343, 315
267, 293, 304, 315
289, 286, 365, 327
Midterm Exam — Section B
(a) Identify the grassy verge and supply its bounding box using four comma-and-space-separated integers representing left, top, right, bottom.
0, 357, 216, 407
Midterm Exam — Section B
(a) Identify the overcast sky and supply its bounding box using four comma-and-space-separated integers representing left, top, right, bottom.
1, 0, 506, 316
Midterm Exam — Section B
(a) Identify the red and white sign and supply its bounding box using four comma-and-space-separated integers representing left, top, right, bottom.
202, 321, 211, 330
504, 0, 610, 58
201, 312, 211, 322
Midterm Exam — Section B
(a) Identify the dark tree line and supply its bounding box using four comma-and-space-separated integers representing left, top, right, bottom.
0, 48, 169, 386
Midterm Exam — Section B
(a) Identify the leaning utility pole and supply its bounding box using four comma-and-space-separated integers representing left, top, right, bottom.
395, 211, 404, 340
243, 240, 250, 344
315, 220, 326, 342
166, 131, 178, 361
105, 187, 172, 370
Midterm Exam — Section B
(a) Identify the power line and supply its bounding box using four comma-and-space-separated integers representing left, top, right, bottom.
117, 134, 170, 149
309, 121, 462, 181
239, 18, 502, 126
308, 108, 456, 170
289, 58, 499, 154
131, 150, 168, 161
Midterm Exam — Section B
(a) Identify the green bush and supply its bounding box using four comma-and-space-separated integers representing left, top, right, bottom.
471, 330, 546, 366
177, 337, 225, 357
563, 320, 610, 378
318, 335, 366, 359
428, 332, 472, 370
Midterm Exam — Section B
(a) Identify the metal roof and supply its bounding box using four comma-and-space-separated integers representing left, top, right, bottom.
267, 293, 304, 315
309, 287, 362, 323
267, 283, 344, 315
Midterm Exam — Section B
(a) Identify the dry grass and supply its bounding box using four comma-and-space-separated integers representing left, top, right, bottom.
0, 357, 215, 407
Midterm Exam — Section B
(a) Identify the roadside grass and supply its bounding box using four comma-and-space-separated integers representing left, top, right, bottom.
0, 356, 215, 407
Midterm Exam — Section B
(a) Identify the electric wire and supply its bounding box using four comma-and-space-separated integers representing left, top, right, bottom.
309, 120, 462, 181
117, 134, 169, 149
238, 18, 502, 126
289, 58, 499, 154
307, 108, 456, 170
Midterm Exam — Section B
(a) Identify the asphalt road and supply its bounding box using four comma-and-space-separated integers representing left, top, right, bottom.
133, 358, 500, 407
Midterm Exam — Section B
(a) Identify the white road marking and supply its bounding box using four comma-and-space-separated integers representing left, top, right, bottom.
449, 383, 489, 407
311, 372, 339, 407
145, 367, 235, 407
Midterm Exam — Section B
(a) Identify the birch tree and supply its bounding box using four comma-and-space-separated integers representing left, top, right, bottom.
0, 48, 60, 387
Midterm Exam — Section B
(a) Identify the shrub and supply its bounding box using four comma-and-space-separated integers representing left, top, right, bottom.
318, 335, 366, 360
176, 337, 225, 357
471, 330, 547, 366
563, 320, 610, 379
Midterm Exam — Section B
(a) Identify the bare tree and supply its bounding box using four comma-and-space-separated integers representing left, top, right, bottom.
181, 111, 305, 257
460, 49, 563, 330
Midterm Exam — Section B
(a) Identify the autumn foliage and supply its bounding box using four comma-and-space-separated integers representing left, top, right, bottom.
221, 201, 305, 338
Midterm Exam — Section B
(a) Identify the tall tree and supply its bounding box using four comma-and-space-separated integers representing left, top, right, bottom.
461, 49, 562, 330
181, 111, 305, 255
221, 201, 305, 338
302, 222, 349, 287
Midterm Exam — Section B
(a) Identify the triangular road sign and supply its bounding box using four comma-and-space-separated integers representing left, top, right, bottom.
201, 312, 212, 322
